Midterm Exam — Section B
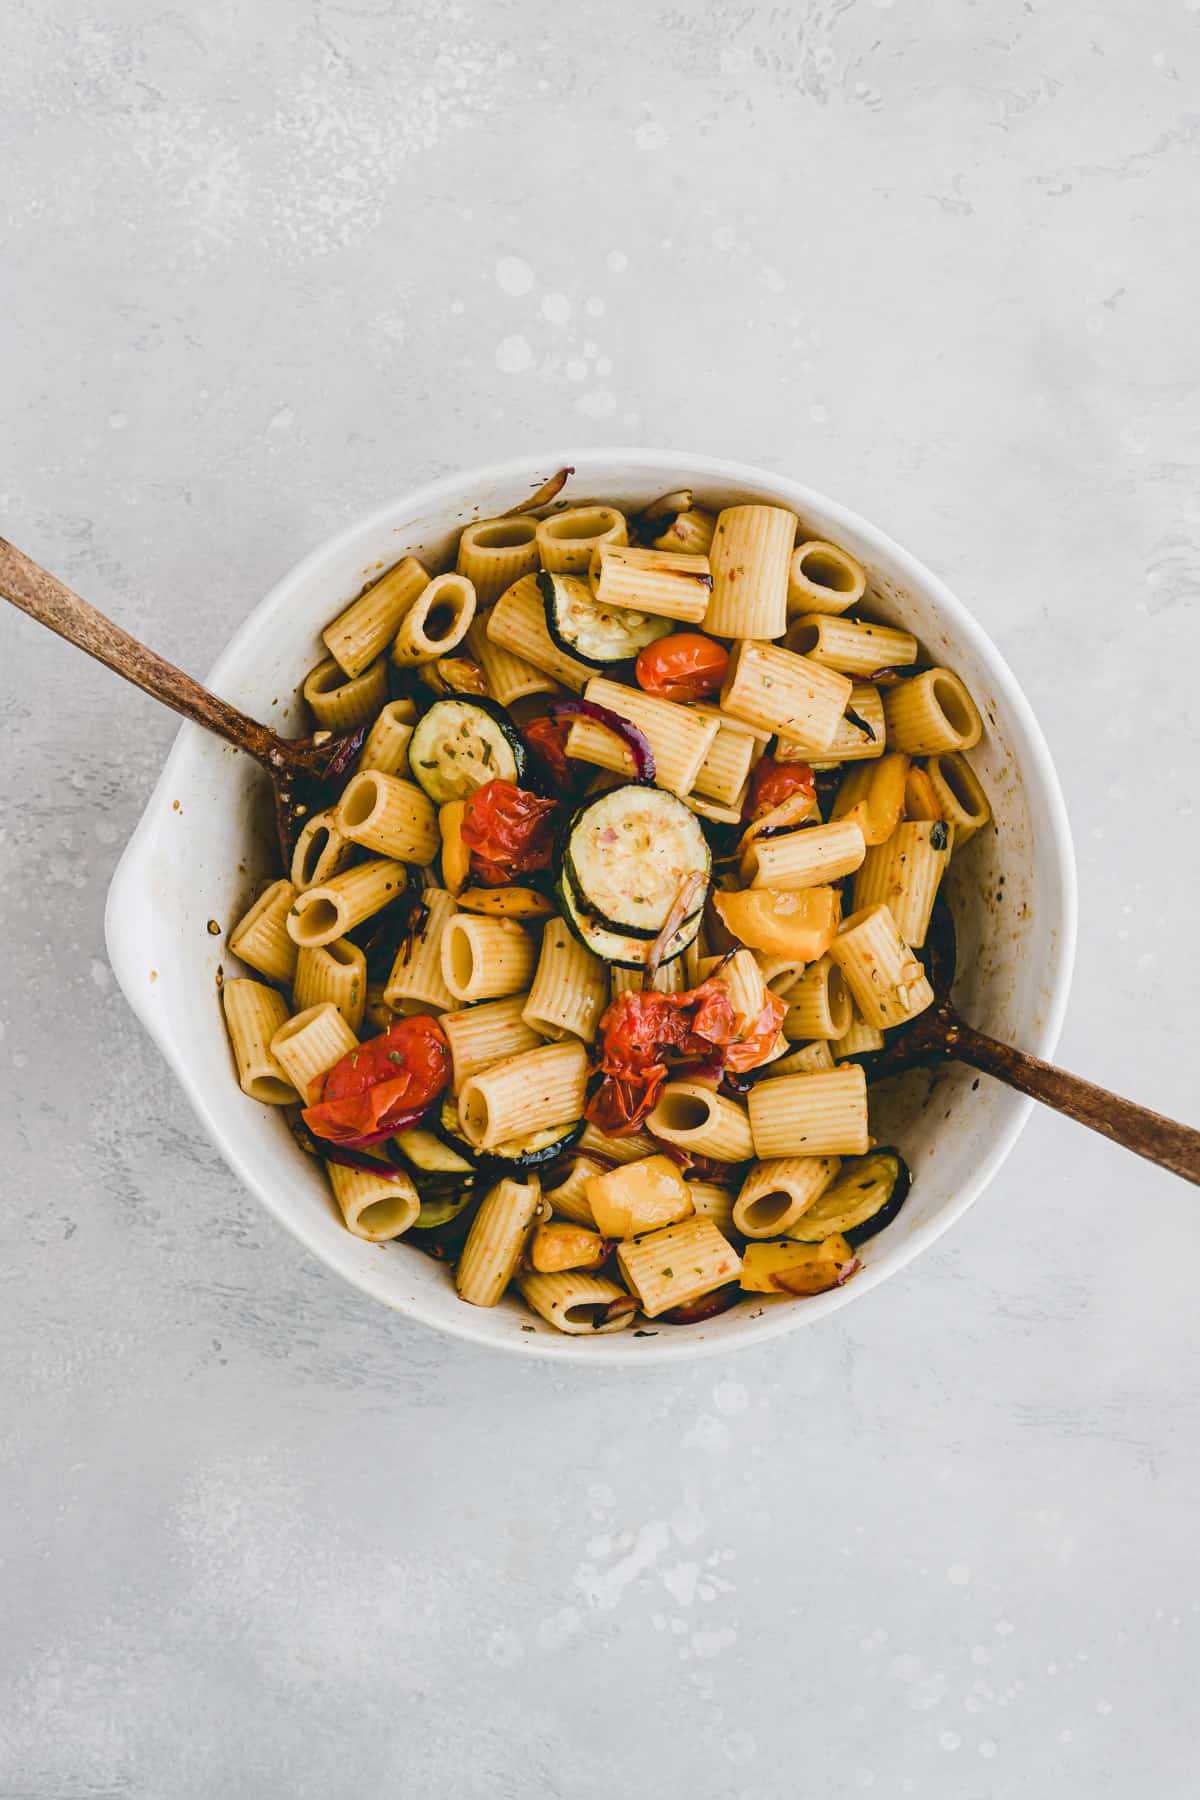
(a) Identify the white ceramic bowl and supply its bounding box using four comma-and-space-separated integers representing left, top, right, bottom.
106, 451, 1076, 1363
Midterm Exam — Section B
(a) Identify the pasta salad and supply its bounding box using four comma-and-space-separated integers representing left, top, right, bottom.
221, 484, 993, 1336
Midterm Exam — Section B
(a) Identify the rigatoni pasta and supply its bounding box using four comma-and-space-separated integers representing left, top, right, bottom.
222, 979, 297, 1104
220, 475, 994, 1334
323, 557, 430, 678
229, 879, 299, 985
706, 504, 796, 639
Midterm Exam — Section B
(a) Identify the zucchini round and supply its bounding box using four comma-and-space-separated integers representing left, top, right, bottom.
391, 1126, 475, 1178
410, 1189, 476, 1230
558, 867, 702, 970
479, 1119, 584, 1172
408, 697, 526, 803
539, 571, 672, 668
787, 1149, 911, 1246
564, 785, 711, 938
433, 1095, 479, 1165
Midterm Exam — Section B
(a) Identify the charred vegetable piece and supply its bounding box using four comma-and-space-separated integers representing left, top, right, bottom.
557, 866, 702, 969
408, 697, 526, 804
787, 1149, 911, 1246
739, 1235, 861, 1295
539, 570, 673, 668
658, 1282, 743, 1325
564, 785, 710, 938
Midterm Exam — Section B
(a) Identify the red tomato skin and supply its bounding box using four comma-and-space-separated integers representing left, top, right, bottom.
635, 634, 729, 704
745, 756, 815, 821
522, 715, 577, 791
461, 779, 557, 885
303, 1016, 451, 1146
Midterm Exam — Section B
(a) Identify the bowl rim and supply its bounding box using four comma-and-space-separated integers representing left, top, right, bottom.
105, 448, 1078, 1364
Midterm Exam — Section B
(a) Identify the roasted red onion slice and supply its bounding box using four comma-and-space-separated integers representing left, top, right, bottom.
548, 698, 656, 784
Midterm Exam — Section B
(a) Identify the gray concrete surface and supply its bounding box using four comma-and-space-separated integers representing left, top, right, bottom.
3, 2, 1199, 1794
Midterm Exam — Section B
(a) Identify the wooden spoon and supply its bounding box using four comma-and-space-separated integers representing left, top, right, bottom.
865, 896, 1200, 1185
0, 537, 366, 862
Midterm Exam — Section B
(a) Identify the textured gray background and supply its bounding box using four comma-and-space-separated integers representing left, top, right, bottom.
3, 3, 1200, 1796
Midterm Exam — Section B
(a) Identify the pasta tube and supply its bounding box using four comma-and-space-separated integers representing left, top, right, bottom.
706, 504, 797, 639
733, 1156, 841, 1238
576, 1124, 661, 1166
652, 506, 716, 556
384, 886, 456, 1012
229, 879, 299, 985
691, 714, 759, 806
456, 515, 541, 605
831, 1005, 886, 1060
787, 540, 866, 618
440, 914, 536, 1002
290, 807, 355, 892
536, 504, 627, 574
542, 1155, 608, 1227
302, 655, 388, 732
336, 771, 439, 864
522, 919, 608, 1043
647, 1081, 756, 1163
564, 677, 719, 797
357, 700, 415, 777
487, 573, 592, 691
441, 994, 542, 1093
327, 1160, 419, 1242
617, 1218, 742, 1319
458, 1041, 589, 1151
389, 572, 476, 666
785, 683, 884, 768
851, 820, 952, 948
517, 1272, 637, 1334
747, 1066, 870, 1158
782, 955, 853, 1041
883, 668, 983, 754
687, 1181, 736, 1234
456, 1175, 542, 1307
770, 1039, 835, 1076
287, 859, 407, 949
222, 979, 297, 1104
293, 938, 367, 1032
589, 542, 713, 624
720, 639, 852, 749
323, 556, 430, 677
827, 903, 935, 1029
786, 614, 917, 678
269, 1001, 357, 1099
466, 617, 560, 706
926, 751, 991, 847
741, 819, 867, 891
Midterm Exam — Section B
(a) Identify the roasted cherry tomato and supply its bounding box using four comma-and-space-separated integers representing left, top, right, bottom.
634, 633, 729, 704
461, 778, 558, 886
303, 1016, 451, 1147
745, 755, 815, 822
586, 979, 739, 1135
522, 714, 579, 792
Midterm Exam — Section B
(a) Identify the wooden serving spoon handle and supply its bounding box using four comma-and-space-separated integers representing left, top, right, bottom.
0, 536, 284, 766
945, 1017, 1200, 1186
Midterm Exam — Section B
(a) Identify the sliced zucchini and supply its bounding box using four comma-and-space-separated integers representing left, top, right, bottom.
410, 1189, 476, 1229
408, 697, 526, 803
539, 571, 672, 669
787, 1149, 911, 1246
434, 1095, 479, 1164
392, 1126, 475, 1178
564, 786, 711, 938
479, 1119, 584, 1172
558, 868, 702, 970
